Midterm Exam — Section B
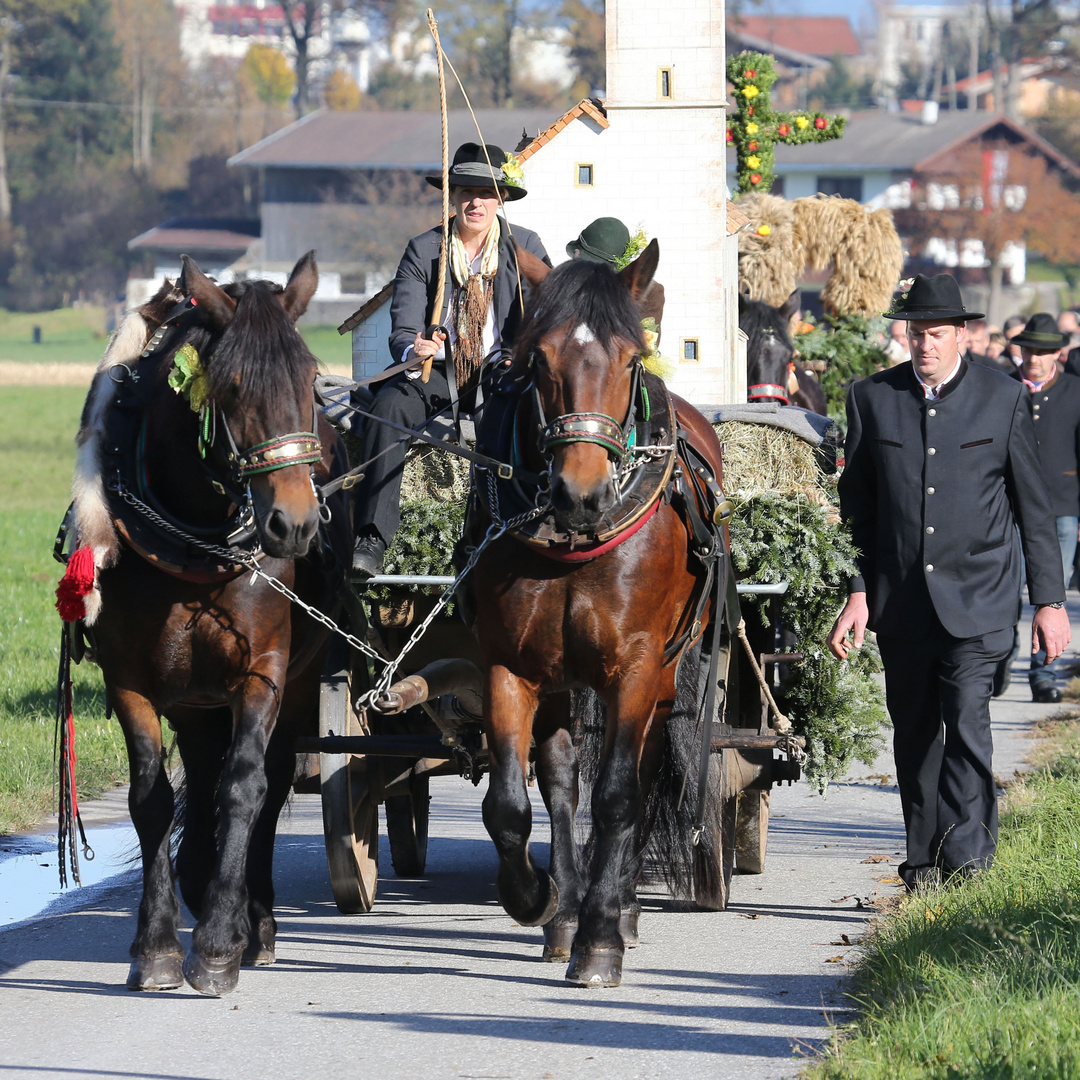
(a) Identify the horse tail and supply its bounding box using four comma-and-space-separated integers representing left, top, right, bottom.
571, 641, 723, 906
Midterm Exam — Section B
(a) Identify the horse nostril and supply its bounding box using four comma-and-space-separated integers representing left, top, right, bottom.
266, 509, 290, 541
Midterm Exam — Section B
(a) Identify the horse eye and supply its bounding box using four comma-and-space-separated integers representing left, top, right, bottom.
531, 348, 548, 368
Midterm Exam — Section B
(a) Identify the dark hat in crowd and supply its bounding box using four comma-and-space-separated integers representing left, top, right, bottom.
884, 273, 983, 322
426, 142, 527, 200
1010, 312, 1072, 352
566, 217, 631, 264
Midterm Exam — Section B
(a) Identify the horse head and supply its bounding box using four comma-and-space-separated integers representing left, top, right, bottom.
516, 240, 659, 535
741, 288, 800, 405
179, 251, 323, 559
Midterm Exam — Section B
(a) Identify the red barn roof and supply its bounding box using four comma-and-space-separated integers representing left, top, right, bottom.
727, 15, 862, 59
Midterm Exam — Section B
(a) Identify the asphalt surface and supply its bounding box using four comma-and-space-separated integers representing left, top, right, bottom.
0, 603, 1073, 1080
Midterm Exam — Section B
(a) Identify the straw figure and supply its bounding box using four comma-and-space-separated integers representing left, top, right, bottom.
737, 192, 904, 318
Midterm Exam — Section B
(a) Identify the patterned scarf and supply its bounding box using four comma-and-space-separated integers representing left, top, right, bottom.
448, 217, 500, 391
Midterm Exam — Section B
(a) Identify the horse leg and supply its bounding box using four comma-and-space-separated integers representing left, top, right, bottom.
482, 665, 559, 927
534, 698, 585, 962
183, 676, 280, 997
112, 687, 183, 991
242, 666, 318, 967
567, 673, 669, 988
172, 709, 231, 921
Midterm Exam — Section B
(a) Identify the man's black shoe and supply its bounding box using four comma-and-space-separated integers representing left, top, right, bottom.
1032, 684, 1062, 704
352, 533, 386, 579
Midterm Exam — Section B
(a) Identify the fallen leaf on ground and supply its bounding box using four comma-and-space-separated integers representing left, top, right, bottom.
824, 956, 846, 963
861, 854, 895, 864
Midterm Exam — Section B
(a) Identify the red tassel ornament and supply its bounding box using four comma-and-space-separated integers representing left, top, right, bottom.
56, 546, 96, 623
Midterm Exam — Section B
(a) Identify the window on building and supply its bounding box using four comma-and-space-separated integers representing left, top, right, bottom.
681, 338, 700, 363
576, 163, 594, 187
659, 68, 673, 99
816, 176, 863, 201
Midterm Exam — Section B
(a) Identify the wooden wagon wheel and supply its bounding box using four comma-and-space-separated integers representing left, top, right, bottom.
385, 771, 430, 877
319, 637, 379, 914
691, 629, 739, 912
735, 788, 770, 874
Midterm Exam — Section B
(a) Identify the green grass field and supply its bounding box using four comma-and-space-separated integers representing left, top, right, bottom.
808, 717, 1080, 1080
0, 386, 126, 834
0, 305, 351, 371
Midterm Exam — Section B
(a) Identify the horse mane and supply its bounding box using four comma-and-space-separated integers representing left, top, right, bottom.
202, 279, 316, 410
516, 259, 646, 361
739, 295, 794, 356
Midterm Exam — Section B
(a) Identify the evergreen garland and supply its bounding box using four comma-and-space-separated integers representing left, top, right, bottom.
727, 51, 846, 196
727, 489, 888, 790
795, 313, 890, 428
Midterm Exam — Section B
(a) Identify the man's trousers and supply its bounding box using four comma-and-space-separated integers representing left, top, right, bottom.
877, 619, 1013, 887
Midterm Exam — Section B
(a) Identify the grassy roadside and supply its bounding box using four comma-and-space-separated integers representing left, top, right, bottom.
0, 386, 126, 835
807, 714, 1080, 1080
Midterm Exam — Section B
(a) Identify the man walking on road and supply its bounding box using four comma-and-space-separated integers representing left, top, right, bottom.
828, 274, 1070, 891
1010, 312, 1080, 702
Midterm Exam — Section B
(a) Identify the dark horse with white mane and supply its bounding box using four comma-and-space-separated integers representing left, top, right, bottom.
469, 242, 730, 987
77, 252, 350, 995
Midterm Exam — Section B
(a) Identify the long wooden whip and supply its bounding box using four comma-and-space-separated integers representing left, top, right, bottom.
422, 8, 449, 384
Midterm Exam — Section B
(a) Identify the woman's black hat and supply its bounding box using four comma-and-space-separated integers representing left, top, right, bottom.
884, 273, 983, 321
1010, 312, 1071, 351
426, 142, 527, 200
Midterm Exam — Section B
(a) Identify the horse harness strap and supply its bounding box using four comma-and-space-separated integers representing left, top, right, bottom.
98, 303, 330, 581
474, 365, 672, 556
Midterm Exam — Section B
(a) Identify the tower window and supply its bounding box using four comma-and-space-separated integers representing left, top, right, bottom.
659, 68, 673, 99
682, 338, 699, 363
576, 163, 594, 187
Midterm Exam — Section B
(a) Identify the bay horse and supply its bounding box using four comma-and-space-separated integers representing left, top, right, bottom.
78, 252, 350, 995
470, 242, 729, 987
742, 289, 827, 415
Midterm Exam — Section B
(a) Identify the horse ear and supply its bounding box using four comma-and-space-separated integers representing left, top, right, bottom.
780, 289, 802, 323
282, 250, 319, 321
180, 255, 237, 330
515, 245, 550, 288
619, 239, 659, 302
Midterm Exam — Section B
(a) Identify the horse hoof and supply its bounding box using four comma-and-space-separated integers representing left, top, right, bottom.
241, 943, 276, 967
183, 950, 242, 996
126, 954, 184, 991
619, 908, 641, 949
501, 869, 560, 927
542, 920, 577, 963
565, 946, 623, 988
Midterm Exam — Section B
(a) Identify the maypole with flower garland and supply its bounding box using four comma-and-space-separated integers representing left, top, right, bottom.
727, 52, 846, 195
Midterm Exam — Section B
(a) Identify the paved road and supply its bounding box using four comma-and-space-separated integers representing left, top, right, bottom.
0, 605, 1072, 1080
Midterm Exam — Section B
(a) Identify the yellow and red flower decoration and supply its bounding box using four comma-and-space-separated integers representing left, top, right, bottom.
726, 52, 846, 195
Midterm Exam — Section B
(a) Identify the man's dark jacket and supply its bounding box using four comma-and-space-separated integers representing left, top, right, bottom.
838, 359, 1064, 638
1012, 369, 1080, 519
388, 218, 550, 364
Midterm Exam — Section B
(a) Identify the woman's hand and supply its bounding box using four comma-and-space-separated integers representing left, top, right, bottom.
412, 329, 446, 360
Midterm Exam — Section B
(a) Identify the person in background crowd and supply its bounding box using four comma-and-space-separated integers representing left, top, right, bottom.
986, 331, 1008, 363
1003, 315, 1026, 368
885, 317, 910, 366
828, 274, 1069, 891
1007, 312, 1080, 703
966, 318, 1012, 374
1058, 309, 1080, 348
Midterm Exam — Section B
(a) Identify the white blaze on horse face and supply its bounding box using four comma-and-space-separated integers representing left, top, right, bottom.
571, 323, 597, 346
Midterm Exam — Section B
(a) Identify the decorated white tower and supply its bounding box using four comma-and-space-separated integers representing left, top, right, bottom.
509, 0, 741, 403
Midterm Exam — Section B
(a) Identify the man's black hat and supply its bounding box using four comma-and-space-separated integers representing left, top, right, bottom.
1011, 311, 1071, 351
426, 142, 527, 200
884, 273, 983, 322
